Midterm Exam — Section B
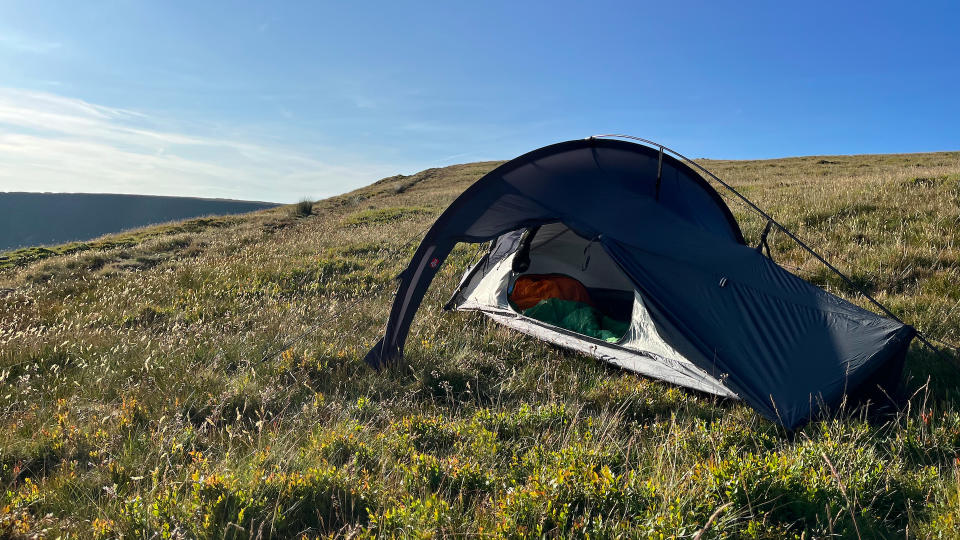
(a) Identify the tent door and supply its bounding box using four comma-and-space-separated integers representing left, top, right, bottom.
443, 251, 490, 311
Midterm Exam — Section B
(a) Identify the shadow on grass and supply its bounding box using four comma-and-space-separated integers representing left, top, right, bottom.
902, 343, 960, 405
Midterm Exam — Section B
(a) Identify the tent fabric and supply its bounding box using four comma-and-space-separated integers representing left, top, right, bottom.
364, 138, 915, 428
470, 306, 739, 398
520, 223, 637, 290
600, 228, 914, 424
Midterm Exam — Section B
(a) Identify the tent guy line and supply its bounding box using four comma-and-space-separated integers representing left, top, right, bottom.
589, 134, 947, 363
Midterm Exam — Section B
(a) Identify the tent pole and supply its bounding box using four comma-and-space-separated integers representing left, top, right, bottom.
655, 146, 663, 201
590, 134, 952, 362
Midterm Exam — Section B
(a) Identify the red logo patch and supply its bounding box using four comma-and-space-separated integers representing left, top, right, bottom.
429, 257, 439, 269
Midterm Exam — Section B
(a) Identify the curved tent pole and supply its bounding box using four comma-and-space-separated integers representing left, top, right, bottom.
590, 134, 950, 362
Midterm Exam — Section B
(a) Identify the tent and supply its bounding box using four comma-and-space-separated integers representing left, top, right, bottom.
364, 137, 915, 428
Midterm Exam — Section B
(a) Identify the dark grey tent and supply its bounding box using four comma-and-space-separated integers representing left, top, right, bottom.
365, 137, 915, 428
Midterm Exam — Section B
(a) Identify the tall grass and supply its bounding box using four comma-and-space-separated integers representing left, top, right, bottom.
0, 154, 958, 537
292, 198, 314, 218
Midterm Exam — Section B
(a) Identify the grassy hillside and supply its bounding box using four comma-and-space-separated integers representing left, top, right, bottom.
1, 151, 959, 538
0, 192, 278, 253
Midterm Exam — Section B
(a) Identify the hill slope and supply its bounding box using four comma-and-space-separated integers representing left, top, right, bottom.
0, 192, 278, 252
1, 153, 959, 537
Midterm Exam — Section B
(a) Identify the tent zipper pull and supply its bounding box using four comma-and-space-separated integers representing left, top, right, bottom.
582, 235, 600, 271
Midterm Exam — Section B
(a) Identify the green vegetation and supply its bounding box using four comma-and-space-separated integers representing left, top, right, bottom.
0, 155, 958, 537
0, 216, 237, 271
292, 199, 315, 218
344, 206, 433, 226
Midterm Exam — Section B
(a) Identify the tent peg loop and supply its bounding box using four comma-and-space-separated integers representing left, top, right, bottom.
756, 219, 774, 260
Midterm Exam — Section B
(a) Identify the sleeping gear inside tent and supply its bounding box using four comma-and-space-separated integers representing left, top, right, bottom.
364, 137, 916, 429
521, 298, 629, 344
508, 274, 594, 311
507, 273, 630, 342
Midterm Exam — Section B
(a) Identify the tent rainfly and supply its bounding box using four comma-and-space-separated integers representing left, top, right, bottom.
364, 137, 915, 428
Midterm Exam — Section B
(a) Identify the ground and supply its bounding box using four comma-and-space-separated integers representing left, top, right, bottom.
1, 151, 959, 538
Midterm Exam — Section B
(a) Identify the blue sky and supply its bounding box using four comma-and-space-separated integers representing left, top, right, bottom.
1, 1, 957, 202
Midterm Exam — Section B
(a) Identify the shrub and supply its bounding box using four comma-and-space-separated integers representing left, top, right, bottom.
291, 198, 314, 217
495, 444, 668, 536
150, 465, 376, 537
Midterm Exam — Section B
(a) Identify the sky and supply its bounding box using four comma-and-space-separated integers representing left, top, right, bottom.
0, 1, 958, 203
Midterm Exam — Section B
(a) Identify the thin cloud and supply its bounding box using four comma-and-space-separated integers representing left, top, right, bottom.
352, 96, 378, 109
0, 33, 61, 54
0, 88, 398, 202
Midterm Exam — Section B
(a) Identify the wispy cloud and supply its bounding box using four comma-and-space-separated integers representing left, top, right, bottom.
352, 96, 378, 110
0, 33, 62, 54
0, 88, 398, 202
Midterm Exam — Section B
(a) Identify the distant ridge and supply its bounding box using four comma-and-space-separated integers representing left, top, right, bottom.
0, 192, 279, 252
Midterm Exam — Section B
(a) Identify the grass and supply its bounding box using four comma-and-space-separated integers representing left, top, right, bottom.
343, 206, 433, 226
0, 154, 958, 537
0, 216, 238, 272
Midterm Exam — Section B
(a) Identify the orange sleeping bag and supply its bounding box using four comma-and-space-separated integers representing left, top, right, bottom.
509, 274, 593, 311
